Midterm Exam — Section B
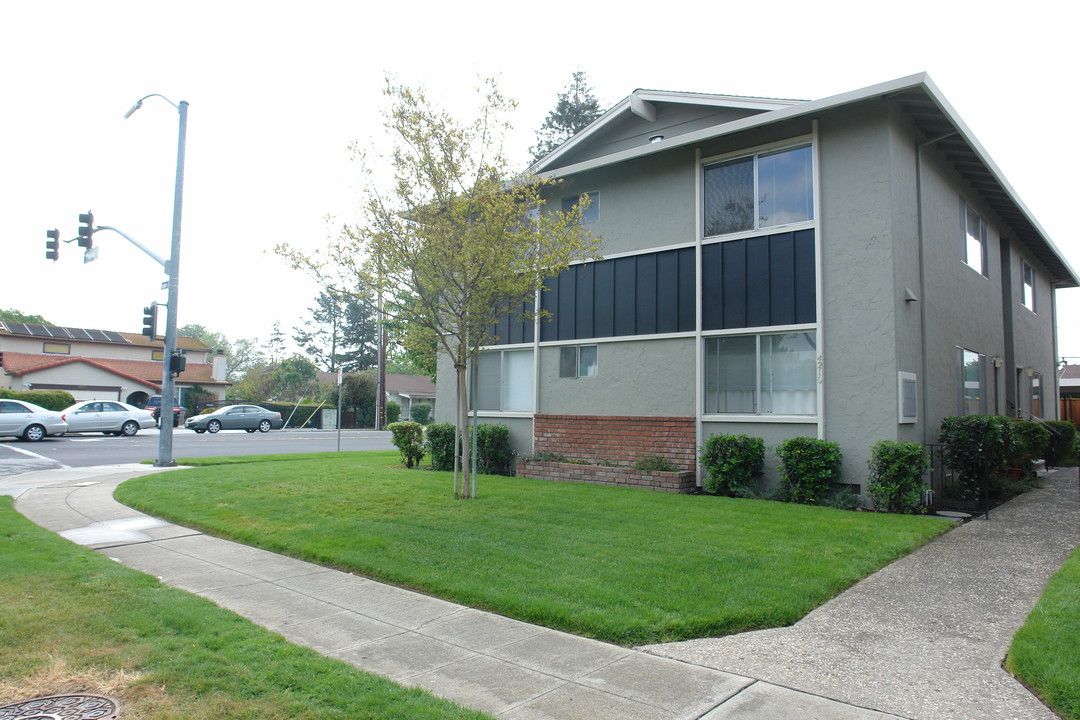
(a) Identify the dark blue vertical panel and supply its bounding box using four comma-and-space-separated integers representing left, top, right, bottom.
522, 298, 535, 343
558, 268, 576, 340
656, 250, 679, 333
701, 243, 722, 330
636, 253, 657, 335
678, 247, 697, 332
722, 240, 747, 329
575, 264, 594, 339
794, 229, 817, 323
769, 232, 795, 325
506, 302, 522, 344
746, 236, 771, 327
593, 260, 614, 338
540, 275, 559, 342
614, 256, 637, 336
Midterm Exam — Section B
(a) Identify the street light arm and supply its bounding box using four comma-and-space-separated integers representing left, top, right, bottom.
123, 93, 181, 118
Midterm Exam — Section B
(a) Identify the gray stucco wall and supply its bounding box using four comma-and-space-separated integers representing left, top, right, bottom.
537, 337, 695, 417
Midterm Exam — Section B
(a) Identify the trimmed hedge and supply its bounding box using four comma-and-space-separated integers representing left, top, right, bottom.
700, 434, 765, 496
867, 440, 929, 513
424, 422, 511, 474
259, 402, 326, 429
1045, 421, 1077, 466
0, 389, 76, 411
939, 415, 1015, 489
777, 437, 842, 505
427, 423, 456, 471
409, 402, 433, 425
387, 421, 425, 468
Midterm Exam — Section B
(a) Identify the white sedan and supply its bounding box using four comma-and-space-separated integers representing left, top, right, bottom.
0, 399, 69, 441
61, 400, 156, 436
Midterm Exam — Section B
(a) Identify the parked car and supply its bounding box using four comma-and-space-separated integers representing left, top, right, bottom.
61, 400, 156, 436
0, 399, 68, 441
144, 395, 183, 427
185, 404, 284, 434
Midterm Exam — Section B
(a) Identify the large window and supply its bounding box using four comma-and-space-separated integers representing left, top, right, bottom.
704, 331, 817, 415
958, 347, 987, 415
474, 349, 534, 412
1021, 259, 1036, 312
703, 145, 813, 237
962, 201, 988, 277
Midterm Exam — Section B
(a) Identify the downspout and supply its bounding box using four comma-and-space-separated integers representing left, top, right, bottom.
812, 121, 825, 439
694, 148, 704, 487
915, 130, 957, 444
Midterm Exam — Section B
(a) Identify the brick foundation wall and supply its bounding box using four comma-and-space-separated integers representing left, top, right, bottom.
516, 460, 698, 494
532, 414, 697, 470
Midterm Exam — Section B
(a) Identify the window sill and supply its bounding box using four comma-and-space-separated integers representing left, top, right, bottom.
701, 414, 818, 424
472, 411, 534, 419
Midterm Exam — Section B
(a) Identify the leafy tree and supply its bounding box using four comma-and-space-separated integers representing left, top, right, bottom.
529, 71, 603, 164
278, 78, 600, 498
0, 308, 52, 325
271, 354, 319, 402
177, 324, 266, 381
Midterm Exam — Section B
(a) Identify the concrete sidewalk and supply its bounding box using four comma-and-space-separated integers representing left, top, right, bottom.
645, 467, 1080, 720
6, 465, 901, 720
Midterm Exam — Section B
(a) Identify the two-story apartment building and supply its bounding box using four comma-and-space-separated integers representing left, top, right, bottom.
0, 321, 229, 407
435, 73, 1078, 493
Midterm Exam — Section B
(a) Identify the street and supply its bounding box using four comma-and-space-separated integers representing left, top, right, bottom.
0, 428, 395, 479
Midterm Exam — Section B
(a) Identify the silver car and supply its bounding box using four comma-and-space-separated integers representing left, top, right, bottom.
0, 399, 69, 441
61, 400, 156, 436
186, 404, 284, 434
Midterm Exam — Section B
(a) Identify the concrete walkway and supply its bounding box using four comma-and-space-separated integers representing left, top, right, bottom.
5, 465, 1077, 720
645, 467, 1080, 720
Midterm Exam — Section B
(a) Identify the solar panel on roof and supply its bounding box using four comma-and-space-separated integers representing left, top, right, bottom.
64, 327, 94, 341
86, 329, 109, 342
4, 322, 32, 335
23, 324, 49, 337
101, 330, 130, 343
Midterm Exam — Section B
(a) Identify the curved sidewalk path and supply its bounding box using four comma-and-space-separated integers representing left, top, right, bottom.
5, 465, 1077, 720
644, 467, 1080, 720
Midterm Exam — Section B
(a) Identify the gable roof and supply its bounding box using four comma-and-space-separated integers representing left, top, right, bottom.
1, 351, 227, 390
534, 73, 1078, 289
0, 321, 210, 352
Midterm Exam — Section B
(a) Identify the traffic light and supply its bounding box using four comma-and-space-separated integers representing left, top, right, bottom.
77, 211, 94, 248
142, 302, 157, 339
45, 229, 60, 261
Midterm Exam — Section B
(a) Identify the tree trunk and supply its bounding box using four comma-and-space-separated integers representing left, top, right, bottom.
455, 362, 472, 498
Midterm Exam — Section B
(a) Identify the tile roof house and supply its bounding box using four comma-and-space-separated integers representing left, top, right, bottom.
0, 321, 229, 408
435, 73, 1078, 494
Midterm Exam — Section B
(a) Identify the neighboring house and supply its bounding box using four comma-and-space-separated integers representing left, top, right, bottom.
314, 371, 437, 422
0, 321, 229, 407
435, 72, 1078, 494
1058, 364, 1080, 399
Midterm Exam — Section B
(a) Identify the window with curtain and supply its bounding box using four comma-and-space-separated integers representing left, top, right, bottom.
704, 331, 817, 415
474, 349, 534, 412
703, 144, 814, 238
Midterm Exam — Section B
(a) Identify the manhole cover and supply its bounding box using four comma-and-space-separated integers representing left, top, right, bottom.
0, 695, 119, 719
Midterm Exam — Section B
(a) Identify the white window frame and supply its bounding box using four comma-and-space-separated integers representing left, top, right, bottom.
559, 344, 598, 378
958, 347, 988, 415
1021, 259, 1036, 312
962, 200, 989, 277
702, 142, 815, 239
702, 329, 818, 419
898, 371, 918, 424
472, 348, 535, 414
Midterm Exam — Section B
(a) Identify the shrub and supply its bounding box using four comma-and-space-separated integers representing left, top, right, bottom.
700, 434, 765, 496
867, 440, 929, 513
939, 415, 1016, 494
1045, 421, 1077, 466
426, 423, 456, 471
1008, 420, 1050, 472
631, 455, 678, 472
386, 401, 401, 425
776, 437, 842, 505
0, 389, 76, 411
409, 402, 433, 425
472, 424, 512, 474
387, 421, 425, 468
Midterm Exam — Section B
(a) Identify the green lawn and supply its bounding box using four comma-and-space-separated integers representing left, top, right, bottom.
117, 451, 952, 646
1007, 544, 1080, 720
0, 497, 490, 720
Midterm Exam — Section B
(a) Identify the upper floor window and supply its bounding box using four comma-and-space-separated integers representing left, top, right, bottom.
42, 342, 70, 354
562, 192, 599, 224
1021, 259, 1036, 312
703, 145, 813, 238
962, 201, 988, 277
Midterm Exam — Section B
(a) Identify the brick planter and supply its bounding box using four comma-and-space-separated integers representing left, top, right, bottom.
517, 460, 698, 494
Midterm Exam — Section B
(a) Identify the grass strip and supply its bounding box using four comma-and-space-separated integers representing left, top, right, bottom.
0, 496, 491, 720
1007, 544, 1080, 720
117, 451, 952, 646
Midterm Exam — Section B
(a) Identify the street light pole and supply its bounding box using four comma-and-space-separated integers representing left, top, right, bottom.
125, 94, 187, 467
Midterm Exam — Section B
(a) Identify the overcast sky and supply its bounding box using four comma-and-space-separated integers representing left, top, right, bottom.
3, 1, 1078, 361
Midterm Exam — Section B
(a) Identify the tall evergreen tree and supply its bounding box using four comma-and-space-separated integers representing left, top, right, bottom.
529, 71, 603, 163
292, 288, 378, 372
